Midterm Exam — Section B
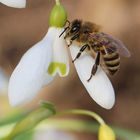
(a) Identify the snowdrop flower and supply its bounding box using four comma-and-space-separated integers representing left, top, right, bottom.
8, 0, 114, 109
8, 0, 69, 106
1, 0, 26, 8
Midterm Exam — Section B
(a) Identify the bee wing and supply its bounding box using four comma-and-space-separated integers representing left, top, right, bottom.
102, 33, 131, 57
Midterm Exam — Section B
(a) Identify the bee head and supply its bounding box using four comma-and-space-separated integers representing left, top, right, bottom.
60, 19, 82, 39
64, 19, 82, 39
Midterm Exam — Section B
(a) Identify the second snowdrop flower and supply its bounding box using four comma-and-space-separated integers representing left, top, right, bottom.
1, 0, 26, 8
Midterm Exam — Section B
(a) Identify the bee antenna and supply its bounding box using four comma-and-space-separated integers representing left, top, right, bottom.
59, 26, 69, 38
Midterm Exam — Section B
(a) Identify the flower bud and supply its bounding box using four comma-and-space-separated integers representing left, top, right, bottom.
99, 124, 116, 140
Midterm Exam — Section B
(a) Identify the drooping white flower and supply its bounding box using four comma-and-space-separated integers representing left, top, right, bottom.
8, 1, 68, 106
69, 45, 115, 109
8, 0, 115, 109
1, 0, 26, 8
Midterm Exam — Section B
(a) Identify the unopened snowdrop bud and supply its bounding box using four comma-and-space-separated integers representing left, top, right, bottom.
1, 0, 26, 8
49, 0, 67, 27
99, 124, 116, 140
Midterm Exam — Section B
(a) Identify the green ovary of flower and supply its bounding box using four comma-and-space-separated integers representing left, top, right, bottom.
49, 2, 67, 27
99, 124, 116, 140
48, 62, 67, 76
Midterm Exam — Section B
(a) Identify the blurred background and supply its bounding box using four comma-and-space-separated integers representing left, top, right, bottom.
0, 0, 140, 139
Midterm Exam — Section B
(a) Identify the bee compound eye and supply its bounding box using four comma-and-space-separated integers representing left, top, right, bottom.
71, 26, 79, 33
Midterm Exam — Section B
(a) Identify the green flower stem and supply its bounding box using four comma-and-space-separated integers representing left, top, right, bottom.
0, 108, 140, 140
0, 109, 35, 126
37, 119, 99, 133
37, 119, 140, 140
57, 109, 105, 125
55, 0, 60, 5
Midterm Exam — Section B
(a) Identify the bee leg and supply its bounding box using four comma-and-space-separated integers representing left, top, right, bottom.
68, 34, 79, 47
72, 44, 89, 63
87, 52, 100, 82
87, 45, 91, 50
87, 65, 97, 82
68, 40, 72, 47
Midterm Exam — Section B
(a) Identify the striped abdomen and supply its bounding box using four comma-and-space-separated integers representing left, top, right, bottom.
101, 51, 120, 75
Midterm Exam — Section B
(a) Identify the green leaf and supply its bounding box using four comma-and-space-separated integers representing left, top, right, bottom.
14, 131, 34, 140
4, 102, 56, 139
0, 110, 33, 126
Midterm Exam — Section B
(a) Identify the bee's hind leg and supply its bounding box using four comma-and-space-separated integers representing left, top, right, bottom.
72, 44, 89, 63
87, 52, 100, 82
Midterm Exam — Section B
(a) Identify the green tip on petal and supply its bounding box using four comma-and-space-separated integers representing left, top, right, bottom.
49, 1, 67, 27
48, 62, 67, 76
99, 124, 116, 140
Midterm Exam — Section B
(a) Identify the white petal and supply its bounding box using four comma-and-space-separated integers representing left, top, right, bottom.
1, 0, 26, 8
70, 45, 115, 109
48, 28, 69, 77
8, 29, 54, 106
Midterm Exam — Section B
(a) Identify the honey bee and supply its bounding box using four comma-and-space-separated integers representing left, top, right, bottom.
59, 19, 131, 82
